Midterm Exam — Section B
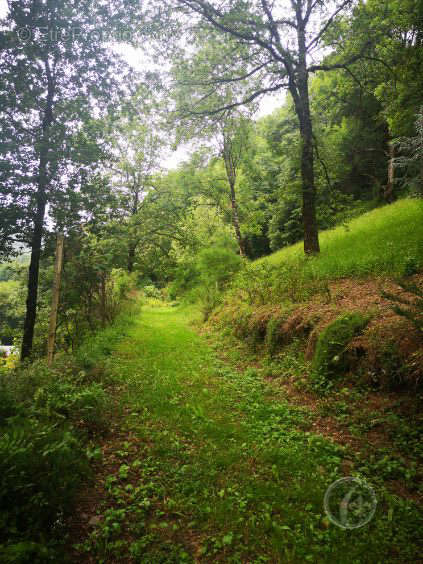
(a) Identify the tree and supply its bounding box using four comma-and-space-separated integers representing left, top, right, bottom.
165, 0, 369, 254
219, 116, 249, 256
394, 107, 423, 193
0, 0, 136, 359
106, 115, 164, 272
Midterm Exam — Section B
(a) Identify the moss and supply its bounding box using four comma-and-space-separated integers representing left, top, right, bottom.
265, 316, 287, 357
312, 312, 370, 380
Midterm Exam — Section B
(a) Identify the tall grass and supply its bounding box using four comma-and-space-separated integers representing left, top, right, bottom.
256, 198, 423, 279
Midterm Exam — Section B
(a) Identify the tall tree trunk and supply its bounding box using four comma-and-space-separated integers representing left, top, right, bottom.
127, 243, 136, 273
127, 186, 139, 272
222, 144, 246, 257
99, 273, 107, 328
21, 187, 47, 360
293, 15, 320, 255
385, 141, 395, 202
228, 178, 246, 257
21, 59, 54, 360
298, 104, 320, 254
47, 233, 64, 366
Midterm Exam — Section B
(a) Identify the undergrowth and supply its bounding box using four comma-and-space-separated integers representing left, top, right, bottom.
311, 313, 370, 390
0, 305, 139, 563
74, 305, 422, 563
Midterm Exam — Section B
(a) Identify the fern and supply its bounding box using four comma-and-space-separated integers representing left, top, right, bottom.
382, 282, 423, 333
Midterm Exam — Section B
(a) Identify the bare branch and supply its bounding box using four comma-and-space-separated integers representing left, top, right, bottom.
178, 59, 272, 87
180, 82, 289, 117
306, 0, 354, 51
308, 41, 371, 73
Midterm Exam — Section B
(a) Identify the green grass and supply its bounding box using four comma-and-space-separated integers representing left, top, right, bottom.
256, 199, 423, 279
75, 304, 422, 563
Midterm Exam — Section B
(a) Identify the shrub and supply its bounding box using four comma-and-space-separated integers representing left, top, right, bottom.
142, 284, 162, 299
33, 380, 109, 434
0, 418, 89, 547
0, 304, 136, 560
265, 316, 286, 357
312, 313, 370, 382
195, 283, 222, 321
197, 246, 242, 289
382, 280, 423, 333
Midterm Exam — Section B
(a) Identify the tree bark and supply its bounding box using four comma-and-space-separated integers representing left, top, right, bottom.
222, 140, 246, 257
99, 274, 107, 328
127, 243, 136, 273
21, 58, 54, 361
298, 103, 320, 254
228, 178, 246, 257
385, 141, 395, 202
127, 184, 139, 272
294, 16, 320, 255
47, 233, 64, 367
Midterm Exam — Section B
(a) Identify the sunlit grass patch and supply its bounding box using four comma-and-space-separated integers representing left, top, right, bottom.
256, 198, 423, 279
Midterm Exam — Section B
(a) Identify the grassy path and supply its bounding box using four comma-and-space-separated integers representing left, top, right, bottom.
73, 305, 421, 563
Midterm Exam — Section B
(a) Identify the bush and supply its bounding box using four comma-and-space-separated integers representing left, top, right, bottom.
312, 312, 370, 382
265, 315, 286, 357
0, 308, 137, 559
233, 260, 330, 306
0, 418, 89, 547
33, 380, 109, 434
142, 284, 162, 299
197, 246, 243, 289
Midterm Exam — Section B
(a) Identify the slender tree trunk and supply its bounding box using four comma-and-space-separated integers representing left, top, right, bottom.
222, 144, 246, 257
385, 141, 395, 202
21, 59, 54, 361
127, 186, 139, 272
47, 233, 64, 366
127, 243, 136, 273
99, 274, 107, 328
228, 178, 246, 257
21, 188, 47, 360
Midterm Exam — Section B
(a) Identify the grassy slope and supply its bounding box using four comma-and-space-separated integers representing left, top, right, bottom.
74, 305, 421, 563
256, 199, 423, 279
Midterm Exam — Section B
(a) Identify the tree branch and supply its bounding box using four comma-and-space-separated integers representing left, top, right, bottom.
306, 0, 354, 51
180, 82, 289, 117
308, 41, 371, 73
178, 59, 272, 87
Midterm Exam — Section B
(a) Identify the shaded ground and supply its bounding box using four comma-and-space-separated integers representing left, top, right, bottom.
67, 304, 422, 563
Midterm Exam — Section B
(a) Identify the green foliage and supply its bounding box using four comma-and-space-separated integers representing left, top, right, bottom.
257, 199, 423, 281
0, 418, 88, 542
312, 313, 370, 385
142, 285, 162, 299
0, 308, 137, 559
395, 107, 423, 193
265, 315, 290, 357
382, 281, 423, 334
197, 246, 242, 289
76, 303, 423, 563
233, 259, 330, 307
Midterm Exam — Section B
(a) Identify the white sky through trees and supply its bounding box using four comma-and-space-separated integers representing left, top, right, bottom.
0, 0, 285, 169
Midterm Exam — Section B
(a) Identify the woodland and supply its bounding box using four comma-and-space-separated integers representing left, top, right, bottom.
0, 0, 422, 562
